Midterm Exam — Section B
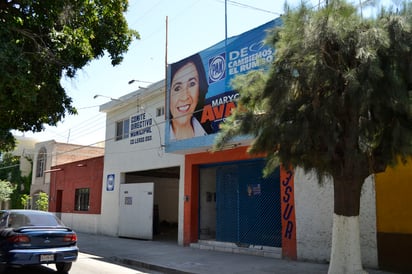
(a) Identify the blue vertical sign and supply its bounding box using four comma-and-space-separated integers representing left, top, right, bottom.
106, 174, 115, 191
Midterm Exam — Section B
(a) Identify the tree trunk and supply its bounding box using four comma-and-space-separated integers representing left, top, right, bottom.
328, 177, 366, 274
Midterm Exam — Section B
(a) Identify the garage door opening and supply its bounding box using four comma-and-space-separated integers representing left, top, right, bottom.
121, 166, 180, 243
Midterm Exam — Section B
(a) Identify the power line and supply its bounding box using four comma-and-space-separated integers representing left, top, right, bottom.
218, 0, 282, 15
12, 1, 285, 157
66, 113, 106, 140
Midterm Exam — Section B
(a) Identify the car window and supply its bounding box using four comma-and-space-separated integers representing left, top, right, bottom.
27, 213, 62, 226
7, 212, 64, 228
8, 213, 30, 228
0, 212, 8, 228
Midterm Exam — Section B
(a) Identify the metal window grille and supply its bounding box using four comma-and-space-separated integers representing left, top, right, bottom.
215, 161, 281, 247
74, 188, 90, 211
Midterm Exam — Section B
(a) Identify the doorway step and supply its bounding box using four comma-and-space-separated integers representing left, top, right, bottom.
190, 240, 281, 258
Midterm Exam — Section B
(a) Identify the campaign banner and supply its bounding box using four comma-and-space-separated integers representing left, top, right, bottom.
166, 18, 281, 146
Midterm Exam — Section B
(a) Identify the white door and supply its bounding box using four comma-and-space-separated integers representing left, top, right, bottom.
118, 182, 154, 239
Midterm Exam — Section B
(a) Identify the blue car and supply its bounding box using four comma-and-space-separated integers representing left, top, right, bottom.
0, 210, 78, 273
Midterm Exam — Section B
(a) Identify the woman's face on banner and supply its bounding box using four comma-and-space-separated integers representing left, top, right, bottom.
170, 62, 200, 125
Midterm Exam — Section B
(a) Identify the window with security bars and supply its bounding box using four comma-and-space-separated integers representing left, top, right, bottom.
74, 188, 90, 211
36, 147, 47, 177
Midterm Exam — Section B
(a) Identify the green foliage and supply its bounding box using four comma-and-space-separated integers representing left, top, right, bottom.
35, 192, 49, 211
10, 172, 31, 209
215, 0, 412, 183
0, 152, 31, 208
0, 153, 20, 179
216, 2, 412, 270
0, 132, 16, 152
0, 180, 15, 203
21, 194, 31, 209
0, 0, 139, 150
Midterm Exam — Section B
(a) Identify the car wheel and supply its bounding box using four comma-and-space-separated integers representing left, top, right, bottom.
56, 262, 72, 272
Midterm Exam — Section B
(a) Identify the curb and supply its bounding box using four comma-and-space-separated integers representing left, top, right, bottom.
112, 256, 192, 274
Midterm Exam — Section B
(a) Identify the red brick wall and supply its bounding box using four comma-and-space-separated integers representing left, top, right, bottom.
49, 156, 103, 214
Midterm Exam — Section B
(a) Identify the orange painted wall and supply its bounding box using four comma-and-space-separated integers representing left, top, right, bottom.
375, 161, 412, 233
375, 160, 412, 272
184, 147, 257, 245
183, 147, 297, 259
280, 165, 297, 260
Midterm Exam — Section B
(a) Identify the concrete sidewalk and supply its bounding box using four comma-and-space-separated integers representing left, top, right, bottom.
76, 232, 391, 274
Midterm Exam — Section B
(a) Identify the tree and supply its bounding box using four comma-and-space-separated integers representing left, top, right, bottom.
0, 0, 139, 150
215, 1, 412, 273
35, 192, 48, 211
0, 180, 15, 208
21, 194, 31, 209
0, 152, 32, 208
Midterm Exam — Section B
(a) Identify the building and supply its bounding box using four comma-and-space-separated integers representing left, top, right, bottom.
13, 136, 38, 178
163, 17, 378, 268
66, 17, 411, 273
375, 161, 412, 273
30, 140, 104, 208
0, 136, 37, 209
87, 17, 378, 265
98, 81, 184, 243
49, 156, 103, 233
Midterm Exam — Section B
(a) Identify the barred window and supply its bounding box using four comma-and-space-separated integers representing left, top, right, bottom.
36, 147, 47, 177
74, 188, 90, 211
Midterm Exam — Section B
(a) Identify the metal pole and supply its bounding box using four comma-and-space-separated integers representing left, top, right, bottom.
225, 0, 228, 47
165, 16, 168, 121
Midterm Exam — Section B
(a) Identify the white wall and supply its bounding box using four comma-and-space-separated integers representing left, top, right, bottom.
60, 213, 100, 234
14, 136, 37, 177
31, 140, 56, 196
294, 168, 378, 268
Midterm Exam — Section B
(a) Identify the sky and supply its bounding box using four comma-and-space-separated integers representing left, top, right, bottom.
14, 0, 392, 146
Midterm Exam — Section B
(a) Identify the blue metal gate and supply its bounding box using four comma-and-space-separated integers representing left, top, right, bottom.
216, 160, 281, 247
